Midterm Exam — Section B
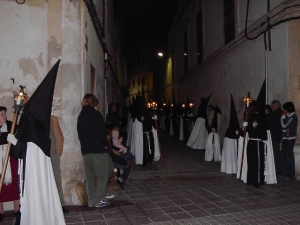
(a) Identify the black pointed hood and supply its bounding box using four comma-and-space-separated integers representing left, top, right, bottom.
225, 95, 240, 138
247, 80, 268, 139
211, 106, 221, 132
16, 59, 60, 157
197, 93, 212, 118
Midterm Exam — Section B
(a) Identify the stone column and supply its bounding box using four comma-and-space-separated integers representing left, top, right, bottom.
289, 20, 300, 180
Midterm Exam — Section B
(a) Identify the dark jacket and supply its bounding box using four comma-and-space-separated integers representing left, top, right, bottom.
77, 105, 107, 155
267, 108, 283, 142
281, 113, 298, 138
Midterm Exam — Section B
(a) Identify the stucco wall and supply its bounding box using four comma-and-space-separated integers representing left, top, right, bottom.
164, 0, 290, 140
0, 0, 117, 207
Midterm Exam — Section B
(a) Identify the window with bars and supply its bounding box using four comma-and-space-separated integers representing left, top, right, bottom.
224, 0, 235, 44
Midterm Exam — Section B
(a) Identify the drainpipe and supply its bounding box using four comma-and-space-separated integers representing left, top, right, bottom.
265, 0, 271, 104
104, 52, 109, 116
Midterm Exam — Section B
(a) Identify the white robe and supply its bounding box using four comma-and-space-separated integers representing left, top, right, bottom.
187, 117, 207, 149
130, 119, 161, 165
221, 137, 238, 174
159, 115, 166, 131
20, 142, 65, 225
205, 133, 221, 161
237, 131, 277, 184
152, 127, 161, 161
130, 119, 143, 165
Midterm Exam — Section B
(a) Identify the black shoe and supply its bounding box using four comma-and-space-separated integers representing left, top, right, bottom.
13, 211, 21, 225
62, 206, 69, 214
117, 179, 124, 190
0, 213, 3, 222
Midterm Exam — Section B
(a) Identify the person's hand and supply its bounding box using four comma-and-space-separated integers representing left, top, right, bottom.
7, 134, 18, 146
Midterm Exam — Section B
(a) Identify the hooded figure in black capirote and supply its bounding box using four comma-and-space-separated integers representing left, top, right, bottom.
205, 106, 221, 162
238, 80, 277, 187
187, 94, 212, 150
221, 95, 240, 174
7, 60, 66, 225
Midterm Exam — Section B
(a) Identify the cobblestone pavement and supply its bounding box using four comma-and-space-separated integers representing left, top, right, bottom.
4, 131, 299, 225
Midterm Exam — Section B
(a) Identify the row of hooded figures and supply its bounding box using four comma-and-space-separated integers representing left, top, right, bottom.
158, 82, 296, 187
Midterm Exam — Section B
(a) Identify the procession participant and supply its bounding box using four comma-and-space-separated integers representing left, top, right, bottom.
238, 80, 277, 186
205, 106, 221, 162
221, 95, 240, 174
187, 94, 212, 150
8, 60, 66, 224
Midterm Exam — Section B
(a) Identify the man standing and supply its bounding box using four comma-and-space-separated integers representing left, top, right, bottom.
266, 100, 283, 175
77, 94, 113, 208
280, 101, 298, 180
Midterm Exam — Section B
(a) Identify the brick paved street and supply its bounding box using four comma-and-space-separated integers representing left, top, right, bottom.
3, 131, 300, 225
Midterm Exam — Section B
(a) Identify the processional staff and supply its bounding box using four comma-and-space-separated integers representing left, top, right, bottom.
0, 86, 29, 194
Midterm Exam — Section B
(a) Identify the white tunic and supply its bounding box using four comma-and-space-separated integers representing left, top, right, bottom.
221, 137, 238, 174
20, 142, 65, 225
205, 132, 221, 161
187, 117, 207, 149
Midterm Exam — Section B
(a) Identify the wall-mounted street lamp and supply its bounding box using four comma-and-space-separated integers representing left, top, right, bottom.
157, 52, 164, 57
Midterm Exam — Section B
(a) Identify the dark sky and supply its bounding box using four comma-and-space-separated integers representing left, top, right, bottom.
114, 0, 177, 42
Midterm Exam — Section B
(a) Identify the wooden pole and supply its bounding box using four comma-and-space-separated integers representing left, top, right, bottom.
239, 109, 249, 180
0, 112, 19, 194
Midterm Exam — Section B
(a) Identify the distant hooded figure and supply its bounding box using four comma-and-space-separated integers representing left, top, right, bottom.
205, 106, 221, 162
7, 60, 66, 225
187, 94, 212, 150
238, 80, 277, 187
221, 95, 240, 174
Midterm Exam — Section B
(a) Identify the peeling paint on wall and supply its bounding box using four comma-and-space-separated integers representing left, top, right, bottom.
18, 57, 38, 79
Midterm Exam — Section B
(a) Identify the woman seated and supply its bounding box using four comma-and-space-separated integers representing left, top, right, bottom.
106, 125, 133, 190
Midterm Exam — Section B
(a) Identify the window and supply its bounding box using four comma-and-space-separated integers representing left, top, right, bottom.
224, 0, 235, 44
196, 10, 203, 64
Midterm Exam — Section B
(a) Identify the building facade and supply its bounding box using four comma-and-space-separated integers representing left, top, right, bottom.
161, 0, 300, 141
0, 0, 122, 206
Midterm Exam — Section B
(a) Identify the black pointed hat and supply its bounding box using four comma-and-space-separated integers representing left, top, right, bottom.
198, 92, 212, 118
252, 80, 266, 116
247, 80, 268, 137
16, 59, 61, 157
225, 95, 240, 138
211, 105, 221, 131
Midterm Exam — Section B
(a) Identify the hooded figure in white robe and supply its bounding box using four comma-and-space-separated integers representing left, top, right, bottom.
187, 94, 212, 150
221, 95, 240, 174
8, 60, 66, 225
205, 106, 221, 161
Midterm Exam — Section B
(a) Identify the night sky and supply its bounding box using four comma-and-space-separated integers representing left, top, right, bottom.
114, 0, 177, 49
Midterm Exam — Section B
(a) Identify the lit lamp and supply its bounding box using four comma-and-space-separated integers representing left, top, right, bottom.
182, 103, 186, 108
0, 85, 29, 193
243, 92, 253, 108
189, 102, 194, 108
